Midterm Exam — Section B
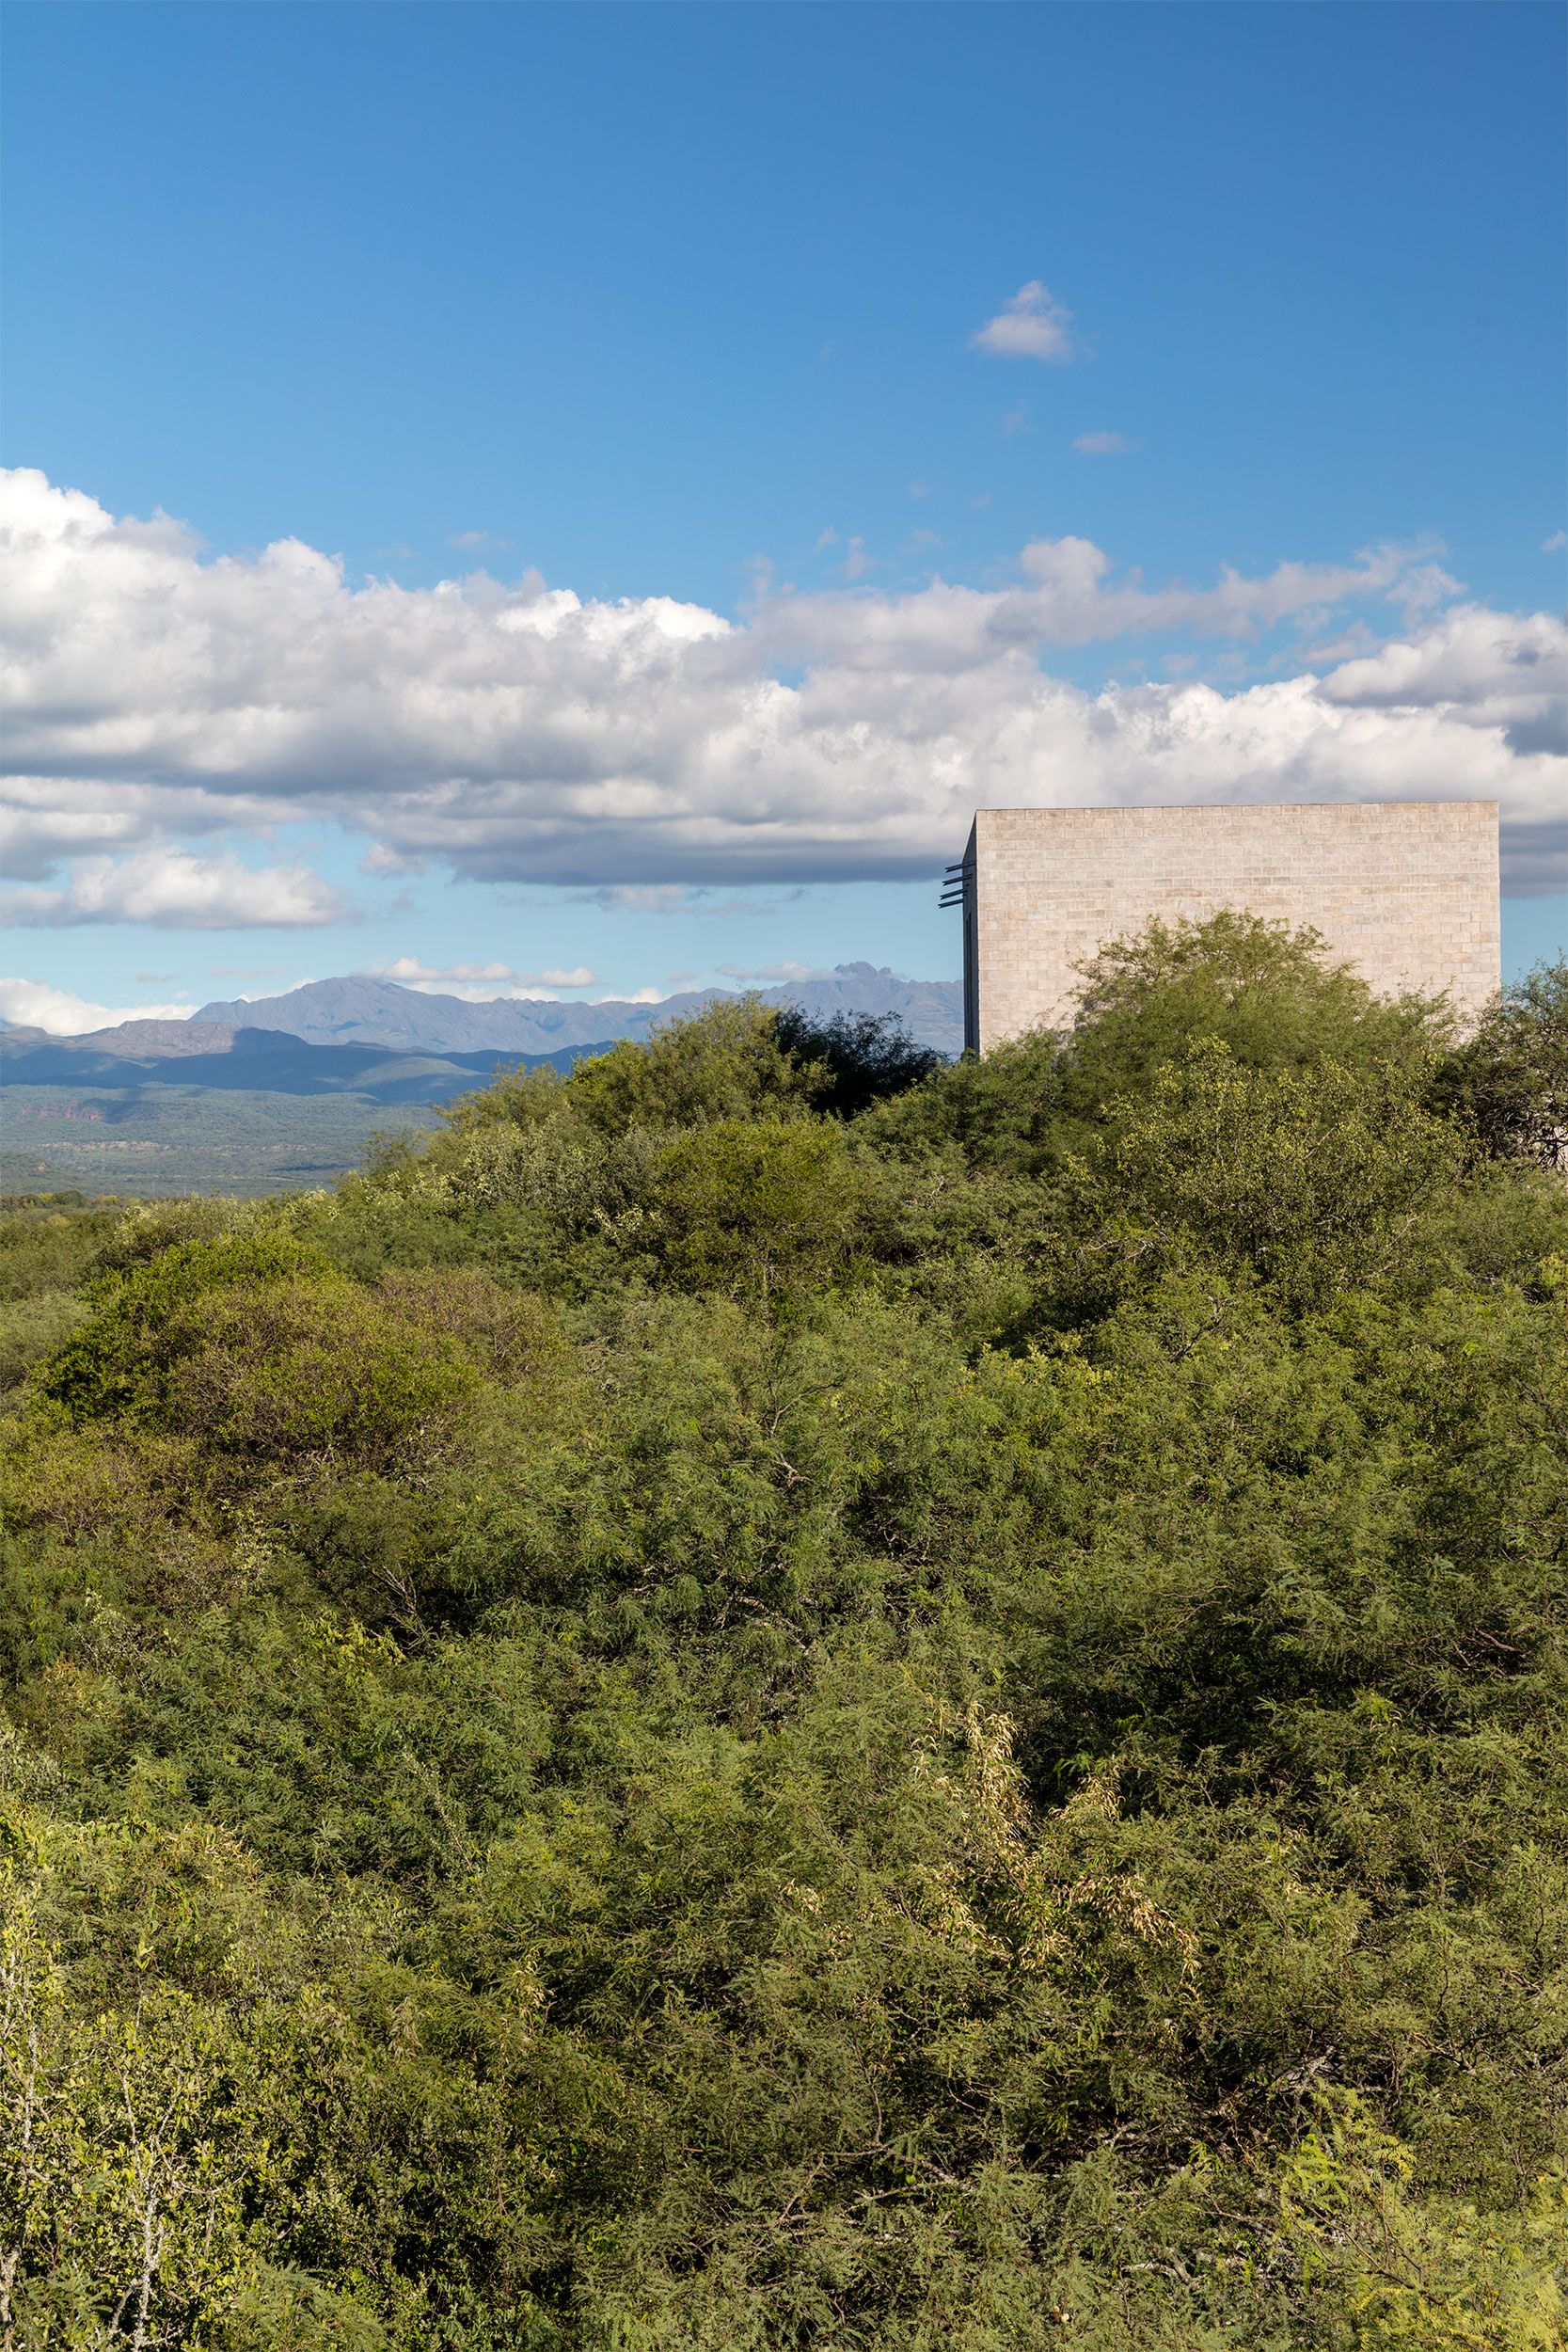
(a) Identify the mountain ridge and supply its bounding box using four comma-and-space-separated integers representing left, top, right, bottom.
0, 1028, 590, 1104
192, 964, 964, 1056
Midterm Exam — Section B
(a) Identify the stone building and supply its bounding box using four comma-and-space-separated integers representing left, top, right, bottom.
944, 800, 1500, 1053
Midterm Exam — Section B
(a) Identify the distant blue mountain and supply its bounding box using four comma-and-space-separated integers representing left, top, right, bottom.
0, 969, 963, 1198
0, 1024, 584, 1106
190, 964, 965, 1057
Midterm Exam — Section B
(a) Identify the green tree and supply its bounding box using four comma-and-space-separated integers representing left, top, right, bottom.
1429, 960, 1568, 1168
1094, 1039, 1462, 1305
2, 916, 1565, 2350
648, 1117, 863, 1297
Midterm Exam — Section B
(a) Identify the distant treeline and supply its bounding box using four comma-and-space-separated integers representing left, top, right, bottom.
1, 915, 1565, 2350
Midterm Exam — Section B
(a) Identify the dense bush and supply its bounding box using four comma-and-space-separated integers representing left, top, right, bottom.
31, 1230, 476, 1470
1428, 959, 1568, 1168
2, 923, 1565, 2350
773, 1005, 943, 1114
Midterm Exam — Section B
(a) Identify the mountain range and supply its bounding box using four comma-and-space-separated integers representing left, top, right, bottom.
0, 1025, 585, 1197
0, 965, 962, 1195
190, 964, 965, 1057
0, 1025, 582, 1104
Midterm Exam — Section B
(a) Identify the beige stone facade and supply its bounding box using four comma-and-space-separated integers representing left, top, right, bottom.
956, 801, 1500, 1052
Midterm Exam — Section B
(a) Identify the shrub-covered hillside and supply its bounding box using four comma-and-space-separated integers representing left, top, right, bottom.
3, 918, 1566, 2351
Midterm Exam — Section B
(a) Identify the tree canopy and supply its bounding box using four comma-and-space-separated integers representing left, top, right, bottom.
2, 919, 1565, 2350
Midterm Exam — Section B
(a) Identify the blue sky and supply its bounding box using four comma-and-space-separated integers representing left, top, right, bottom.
2, 0, 1563, 1026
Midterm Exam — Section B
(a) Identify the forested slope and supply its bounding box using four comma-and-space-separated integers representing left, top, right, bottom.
2, 918, 1565, 2351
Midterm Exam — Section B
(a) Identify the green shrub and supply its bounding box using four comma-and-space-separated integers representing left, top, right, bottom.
0, 1201, 125, 1305
1064, 906, 1447, 1100
648, 1116, 863, 1296
0, 1289, 87, 1397
1429, 958, 1568, 1168
30, 1229, 475, 1467
3, 916, 1565, 2351
88, 1193, 249, 1274
774, 1007, 942, 1115
1097, 1041, 1463, 1305
567, 997, 811, 1134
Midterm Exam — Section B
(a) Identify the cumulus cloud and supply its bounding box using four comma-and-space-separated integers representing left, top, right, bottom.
972, 281, 1083, 363
0, 976, 195, 1035
372, 955, 598, 996
1073, 431, 1130, 455
1543, 530, 1566, 554
2, 466, 1562, 902
0, 776, 294, 882
718, 960, 829, 982
1319, 606, 1568, 756
1, 846, 345, 929
752, 537, 1464, 669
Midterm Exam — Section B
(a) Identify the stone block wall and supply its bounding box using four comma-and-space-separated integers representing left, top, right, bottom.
961, 801, 1500, 1051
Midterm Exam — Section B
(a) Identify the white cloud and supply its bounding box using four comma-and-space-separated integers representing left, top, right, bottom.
1543, 530, 1566, 553
718, 960, 828, 982
754, 537, 1464, 669
416, 982, 562, 1002
0, 776, 294, 882
1319, 605, 1568, 755
1, 846, 345, 929
972, 281, 1083, 364
378, 958, 516, 985
0, 977, 195, 1035
1, 467, 1562, 901
570, 884, 692, 914
359, 841, 428, 877
372, 955, 598, 996
1073, 430, 1130, 456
